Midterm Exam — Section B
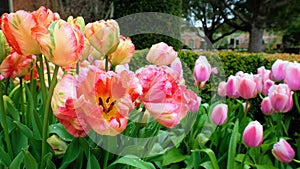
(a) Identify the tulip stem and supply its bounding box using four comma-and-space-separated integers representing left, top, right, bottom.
20, 77, 25, 124
0, 80, 13, 158
293, 159, 300, 163
40, 65, 59, 169
36, 55, 47, 106
276, 113, 282, 137
105, 55, 109, 71
103, 150, 109, 169
293, 92, 300, 114
241, 147, 249, 168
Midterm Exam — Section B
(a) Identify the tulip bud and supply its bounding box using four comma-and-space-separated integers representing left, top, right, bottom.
262, 79, 274, 96
284, 62, 300, 90
272, 138, 295, 163
261, 97, 275, 115
193, 55, 212, 82
109, 36, 135, 66
0, 30, 11, 64
85, 19, 120, 56
68, 16, 85, 33
211, 103, 228, 125
226, 75, 240, 98
146, 42, 177, 66
47, 135, 68, 155
270, 59, 288, 81
268, 84, 293, 113
237, 74, 258, 99
243, 121, 263, 147
217, 81, 227, 96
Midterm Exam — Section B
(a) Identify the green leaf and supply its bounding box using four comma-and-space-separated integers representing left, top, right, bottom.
59, 139, 81, 169
23, 151, 38, 169
162, 148, 187, 166
227, 120, 239, 169
0, 146, 11, 167
3, 95, 20, 121
14, 121, 33, 138
192, 149, 219, 169
108, 155, 155, 169
87, 153, 100, 169
9, 151, 24, 169
49, 123, 74, 142
255, 164, 278, 169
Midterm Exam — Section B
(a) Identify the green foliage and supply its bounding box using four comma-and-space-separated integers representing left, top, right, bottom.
113, 0, 183, 50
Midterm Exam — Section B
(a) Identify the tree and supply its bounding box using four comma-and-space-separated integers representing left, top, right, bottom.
182, 0, 237, 50
217, 0, 296, 52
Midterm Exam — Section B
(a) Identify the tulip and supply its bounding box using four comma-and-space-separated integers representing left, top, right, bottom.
146, 42, 178, 66
270, 59, 288, 81
211, 103, 228, 125
261, 97, 275, 115
226, 75, 239, 98
268, 84, 293, 113
46, 135, 68, 155
51, 74, 90, 137
170, 58, 184, 85
0, 52, 36, 79
34, 19, 84, 66
237, 74, 258, 99
31, 6, 60, 30
1, 10, 41, 55
257, 66, 271, 82
109, 36, 135, 66
136, 65, 200, 128
284, 62, 300, 90
243, 121, 263, 147
262, 79, 274, 95
85, 19, 120, 56
272, 138, 295, 163
0, 30, 10, 63
193, 55, 211, 82
217, 81, 227, 96
76, 66, 134, 136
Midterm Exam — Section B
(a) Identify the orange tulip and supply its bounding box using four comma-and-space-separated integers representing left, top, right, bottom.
1, 10, 41, 55
109, 36, 135, 66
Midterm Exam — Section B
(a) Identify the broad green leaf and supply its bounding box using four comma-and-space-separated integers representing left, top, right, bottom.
200, 161, 213, 169
255, 164, 278, 169
192, 149, 219, 169
0, 146, 11, 167
11, 129, 28, 155
87, 153, 100, 169
227, 120, 239, 169
9, 151, 24, 169
235, 154, 254, 166
14, 121, 33, 138
59, 139, 80, 169
23, 151, 38, 169
162, 148, 187, 166
49, 123, 74, 142
3, 96, 20, 121
108, 155, 155, 169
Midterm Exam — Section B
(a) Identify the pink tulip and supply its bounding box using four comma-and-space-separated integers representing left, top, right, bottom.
217, 81, 227, 97
170, 58, 184, 83
268, 84, 293, 113
109, 36, 135, 66
226, 75, 239, 98
237, 74, 258, 99
31, 6, 60, 30
243, 121, 263, 147
284, 62, 300, 90
85, 19, 120, 56
1, 10, 41, 55
211, 103, 228, 125
272, 138, 295, 163
193, 56, 211, 82
51, 74, 90, 137
136, 65, 200, 128
146, 42, 177, 66
262, 79, 275, 96
270, 59, 288, 81
34, 19, 84, 66
0, 52, 36, 79
261, 97, 275, 115
257, 66, 271, 82
242, 102, 251, 113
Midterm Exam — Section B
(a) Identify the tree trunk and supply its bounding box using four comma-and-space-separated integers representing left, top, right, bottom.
248, 26, 264, 52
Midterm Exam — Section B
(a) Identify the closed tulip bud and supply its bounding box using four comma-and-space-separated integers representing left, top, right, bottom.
85, 19, 120, 56
284, 62, 300, 90
262, 79, 274, 96
268, 84, 293, 113
211, 103, 228, 125
0, 30, 10, 63
270, 59, 288, 81
226, 75, 240, 98
193, 55, 212, 82
1, 10, 41, 55
47, 135, 68, 155
243, 121, 263, 147
68, 16, 85, 33
237, 74, 258, 99
272, 138, 295, 163
146, 42, 177, 66
34, 19, 84, 66
261, 97, 275, 115
217, 81, 227, 96
109, 36, 135, 66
